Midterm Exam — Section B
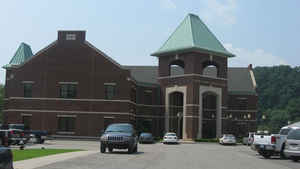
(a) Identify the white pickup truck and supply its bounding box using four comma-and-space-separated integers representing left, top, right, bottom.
252, 127, 299, 158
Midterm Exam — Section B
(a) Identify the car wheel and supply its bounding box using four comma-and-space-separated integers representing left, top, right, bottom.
280, 144, 286, 159
108, 147, 113, 153
4, 160, 13, 169
133, 145, 138, 153
291, 156, 299, 162
260, 151, 271, 159
40, 139, 45, 144
128, 146, 134, 154
100, 144, 106, 153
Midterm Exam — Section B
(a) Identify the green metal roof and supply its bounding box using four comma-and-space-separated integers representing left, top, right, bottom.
3, 42, 33, 69
151, 13, 234, 57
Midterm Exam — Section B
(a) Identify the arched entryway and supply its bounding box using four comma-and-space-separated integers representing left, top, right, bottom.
198, 86, 222, 139
202, 92, 217, 138
169, 91, 184, 139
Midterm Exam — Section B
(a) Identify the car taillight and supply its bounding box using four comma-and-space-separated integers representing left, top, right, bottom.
21, 132, 25, 137
271, 136, 276, 144
10, 131, 14, 135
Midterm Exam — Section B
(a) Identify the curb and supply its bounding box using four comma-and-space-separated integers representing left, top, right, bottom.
13, 150, 98, 169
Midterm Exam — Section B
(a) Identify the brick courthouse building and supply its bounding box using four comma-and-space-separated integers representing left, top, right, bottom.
3, 14, 258, 139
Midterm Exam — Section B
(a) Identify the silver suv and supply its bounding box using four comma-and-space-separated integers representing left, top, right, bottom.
100, 123, 138, 154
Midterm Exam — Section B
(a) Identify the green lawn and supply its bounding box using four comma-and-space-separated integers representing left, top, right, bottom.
12, 149, 82, 162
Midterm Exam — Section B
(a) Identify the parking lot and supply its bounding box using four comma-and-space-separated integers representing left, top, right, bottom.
18, 140, 299, 169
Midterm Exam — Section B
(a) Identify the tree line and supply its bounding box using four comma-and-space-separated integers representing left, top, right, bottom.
254, 65, 300, 133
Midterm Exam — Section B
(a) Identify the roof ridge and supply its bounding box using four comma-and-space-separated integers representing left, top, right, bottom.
196, 16, 229, 53
157, 15, 190, 52
189, 14, 196, 47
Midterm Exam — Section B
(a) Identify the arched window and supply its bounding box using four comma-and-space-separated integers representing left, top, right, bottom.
169, 60, 184, 76
202, 61, 219, 77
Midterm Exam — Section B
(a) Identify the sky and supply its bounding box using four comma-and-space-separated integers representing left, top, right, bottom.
0, 0, 299, 84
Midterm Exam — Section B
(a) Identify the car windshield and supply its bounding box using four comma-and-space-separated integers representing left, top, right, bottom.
279, 128, 291, 135
287, 129, 300, 140
224, 135, 234, 138
105, 124, 133, 133
141, 133, 152, 137
9, 124, 24, 130
166, 133, 176, 136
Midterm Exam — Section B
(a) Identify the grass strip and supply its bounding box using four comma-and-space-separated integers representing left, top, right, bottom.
13, 149, 82, 162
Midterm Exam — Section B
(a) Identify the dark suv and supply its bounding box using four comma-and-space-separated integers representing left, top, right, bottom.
0, 146, 13, 169
100, 123, 138, 154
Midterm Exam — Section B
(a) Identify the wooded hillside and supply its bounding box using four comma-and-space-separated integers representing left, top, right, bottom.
254, 65, 300, 133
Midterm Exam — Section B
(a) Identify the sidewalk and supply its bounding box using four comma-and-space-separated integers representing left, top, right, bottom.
14, 150, 98, 169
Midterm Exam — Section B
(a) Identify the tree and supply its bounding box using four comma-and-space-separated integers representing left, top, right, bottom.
254, 66, 300, 133
0, 84, 4, 122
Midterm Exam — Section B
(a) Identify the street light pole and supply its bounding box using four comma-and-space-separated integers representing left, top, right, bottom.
177, 112, 182, 139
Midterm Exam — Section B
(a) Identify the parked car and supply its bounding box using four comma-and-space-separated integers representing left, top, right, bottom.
0, 145, 13, 169
163, 132, 178, 144
219, 134, 236, 145
100, 123, 138, 154
0, 129, 26, 146
252, 127, 299, 159
243, 132, 255, 145
7, 124, 49, 144
284, 128, 300, 162
139, 133, 154, 144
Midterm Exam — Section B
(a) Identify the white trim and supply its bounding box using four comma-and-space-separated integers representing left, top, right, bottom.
249, 69, 257, 89
56, 131, 75, 135
21, 113, 32, 116
104, 116, 115, 119
227, 109, 258, 112
4, 109, 134, 116
165, 85, 187, 139
58, 82, 78, 85
84, 41, 123, 69
104, 83, 116, 85
8, 97, 132, 103
57, 114, 77, 118
22, 81, 35, 84
158, 73, 227, 81
198, 85, 222, 139
5, 97, 166, 107
136, 115, 164, 118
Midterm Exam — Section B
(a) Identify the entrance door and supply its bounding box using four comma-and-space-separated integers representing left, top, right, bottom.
202, 92, 217, 138
169, 92, 184, 139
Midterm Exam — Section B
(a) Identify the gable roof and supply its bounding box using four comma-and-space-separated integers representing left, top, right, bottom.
151, 13, 234, 57
123, 66, 256, 95
3, 42, 33, 69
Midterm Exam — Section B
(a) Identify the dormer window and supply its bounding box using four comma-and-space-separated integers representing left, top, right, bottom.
66, 34, 76, 40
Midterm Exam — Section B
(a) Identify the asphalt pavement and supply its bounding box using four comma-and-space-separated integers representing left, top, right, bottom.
25, 140, 300, 169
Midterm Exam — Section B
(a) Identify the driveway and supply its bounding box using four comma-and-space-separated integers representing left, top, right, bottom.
25, 140, 299, 169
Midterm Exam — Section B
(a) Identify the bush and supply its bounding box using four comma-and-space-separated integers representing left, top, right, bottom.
195, 138, 219, 143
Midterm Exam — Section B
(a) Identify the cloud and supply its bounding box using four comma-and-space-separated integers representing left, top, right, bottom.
224, 43, 288, 67
199, 0, 237, 25
160, 0, 176, 9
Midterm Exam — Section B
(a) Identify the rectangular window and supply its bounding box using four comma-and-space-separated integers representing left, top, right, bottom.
144, 90, 152, 105
60, 84, 77, 98
57, 116, 76, 132
22, 115, 32, 130
104, 84, 116, 99
24, 83, 33, 97
66, 34, 76, 40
